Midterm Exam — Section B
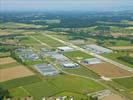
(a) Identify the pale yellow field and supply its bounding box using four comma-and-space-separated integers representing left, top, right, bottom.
110, 46, 133, 50
0, 57, 16, 65
0, 66, 34, 82
0, 30, 11, 35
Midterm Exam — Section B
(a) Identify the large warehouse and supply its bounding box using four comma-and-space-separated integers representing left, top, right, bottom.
57, 46, 74, 52
84, 44, 112, 54
34, 63, 59, 76
62, 62, 79, 68
82, 58, 101, 65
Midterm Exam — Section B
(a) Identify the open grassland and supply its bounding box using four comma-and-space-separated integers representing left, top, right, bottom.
64, 50, 93, 59
33, 34, 65, 47
0, 66, 34, 82
88, 62, 133, 78
0, 75, 41, 89
102, 52, 133, 68
23, 75, 104, 100
113, 77, 133, 90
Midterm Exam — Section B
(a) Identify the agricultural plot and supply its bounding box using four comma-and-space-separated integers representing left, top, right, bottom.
113, 77, 133, 90
88, 62, 133, 78
110, 46, 133, 50
0, 75, 41, 89
23, 75, 105, 99
0, 30, 11, 36
0, 57, 16, 65
102, 52, 133, 68
33, 34, 65, 47
0, 57, 20, 69
0, 66, 34, 82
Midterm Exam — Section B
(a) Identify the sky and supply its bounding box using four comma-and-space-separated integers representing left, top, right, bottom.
1, 0, 133, 12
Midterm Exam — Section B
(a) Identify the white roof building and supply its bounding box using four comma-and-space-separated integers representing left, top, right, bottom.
84, 44, 112, 54
62, 63, 79, 68
57, 46, 74, 52
82, 58, 101, 65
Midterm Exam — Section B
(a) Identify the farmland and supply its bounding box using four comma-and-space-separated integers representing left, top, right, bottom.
88, 62, 133, 78
113, 77, 133, 90
0, 66, 34, 82
102, 52, 133, 68
23, 75, 104, 100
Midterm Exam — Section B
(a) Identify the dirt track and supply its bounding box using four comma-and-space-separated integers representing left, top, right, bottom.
0, 66, 34, 82
88, 62, 133, 78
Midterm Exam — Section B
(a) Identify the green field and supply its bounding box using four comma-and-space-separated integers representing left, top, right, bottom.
64, 66, 100, 79
63, 50, 93, 59
9, 87, 29, 97
19, 36, 40, 46
112, 40, 132, 46
23, 75, 104, 100
0, 75, 41, 89
113, 77, 133, 91
102, 52, 133, 68
33, 34, 65, 47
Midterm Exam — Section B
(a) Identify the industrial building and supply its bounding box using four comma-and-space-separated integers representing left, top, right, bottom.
83, 44, 112, 54
34, 63, 59, 76
82, 58, 101, 65
16, 48, 39, 62
51, 54, 70, 62
62, 62, 79, 68
57, 46, 74, 52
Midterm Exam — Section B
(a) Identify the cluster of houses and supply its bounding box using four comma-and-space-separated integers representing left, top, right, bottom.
15, 47, 40, 62
83, 44, 112, 54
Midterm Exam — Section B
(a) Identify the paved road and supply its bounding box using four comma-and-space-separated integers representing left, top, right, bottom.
44, 33, 133, 72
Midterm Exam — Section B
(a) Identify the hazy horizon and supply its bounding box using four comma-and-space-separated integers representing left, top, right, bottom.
1, 0, 133, 12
